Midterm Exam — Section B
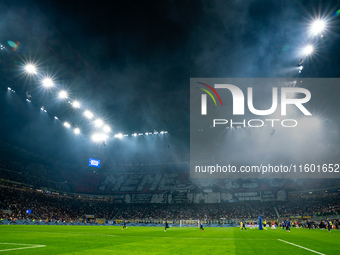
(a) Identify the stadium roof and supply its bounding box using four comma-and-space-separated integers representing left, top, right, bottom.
0, 0, 340, 167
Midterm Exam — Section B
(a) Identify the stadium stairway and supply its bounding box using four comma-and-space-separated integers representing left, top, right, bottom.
112, 207, 123, 220
274, 206, 280, 219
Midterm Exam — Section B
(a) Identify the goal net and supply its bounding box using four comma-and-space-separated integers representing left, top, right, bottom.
180, 220, 200, 227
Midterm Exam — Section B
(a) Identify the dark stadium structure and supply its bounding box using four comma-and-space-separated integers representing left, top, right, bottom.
1, 144, 339, 228
1, 0, 340, 254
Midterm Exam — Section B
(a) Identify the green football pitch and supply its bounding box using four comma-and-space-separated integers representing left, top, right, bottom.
0, 225, 339, 254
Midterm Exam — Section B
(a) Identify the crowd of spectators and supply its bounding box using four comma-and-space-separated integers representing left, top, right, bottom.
277, 194, 340, 217
2, 182, 338, 223
1, 154, 339, 223
115, 203, 275, 220
0, 183, 118, 222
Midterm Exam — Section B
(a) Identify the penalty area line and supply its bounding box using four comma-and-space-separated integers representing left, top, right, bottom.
0, 243, 46, 252
278, 239, 325, 255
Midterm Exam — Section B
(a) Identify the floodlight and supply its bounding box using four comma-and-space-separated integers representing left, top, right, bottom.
103, 125, 111, 133
303, 45, 314, 56
114, 133, 123, 139
72, 101, 81, 108
132, 133, 137, 137
24, 64, 37, 74
74, 128, 80, 134
84, 110, 94, 119
311, 20, 325, 35
58, 90, 68, 99
7, 87, 11, 90
54, 116, 58, 120
64, 122, 71, 128
95, 119, 103, 127
92, 133, 108, 142
42, 78, 54, 88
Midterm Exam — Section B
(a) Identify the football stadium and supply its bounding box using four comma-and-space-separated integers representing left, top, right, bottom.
1, 0, 340, 254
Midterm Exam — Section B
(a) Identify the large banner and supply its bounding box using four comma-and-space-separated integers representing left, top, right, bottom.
113, 190, 287, 204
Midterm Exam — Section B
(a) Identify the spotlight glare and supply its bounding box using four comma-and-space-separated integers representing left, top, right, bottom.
7, 87, 11, 90
26, 99, 31, 102
72, 101, 81, 108
132, 133, 137, 137
138, 133, 143, 136
95, 119, 104, 127
64, 122, 71, 128
311, 20, 325, 35
54, 116, 58, 120
84, 110, 94, 119
42, 78, 54, 88
154, 131, 158, 134
92, 133, 108, 142
24, 64, 37, 74
58, 90, 68, 99
114, 133, 123, 139
303, 45, 314, 56
74, 128, 80, 135
103, 125, 111, 133
299, 66, 303, 71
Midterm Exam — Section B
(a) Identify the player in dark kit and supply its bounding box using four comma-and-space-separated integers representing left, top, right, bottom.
282, 220, 286, 230
326, 218, 332, 232
240, 221, 247, 231
286, 219, 290, 232
122, 219, 127, 230
200, 221, 205, 231
164, 219, 169, 232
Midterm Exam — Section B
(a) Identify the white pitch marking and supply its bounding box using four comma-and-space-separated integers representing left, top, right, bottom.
0, 243, 46, 252
278, 239, 325, 255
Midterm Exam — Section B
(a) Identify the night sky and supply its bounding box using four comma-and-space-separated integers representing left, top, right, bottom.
0, 0, 340, 169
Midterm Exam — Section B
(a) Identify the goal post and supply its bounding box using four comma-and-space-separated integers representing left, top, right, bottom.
180, 219, 200, 227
